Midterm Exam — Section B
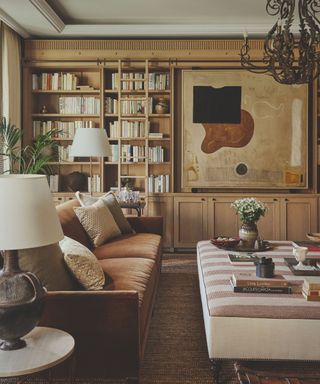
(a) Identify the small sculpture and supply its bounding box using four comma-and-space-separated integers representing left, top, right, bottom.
293, 246, 308, 269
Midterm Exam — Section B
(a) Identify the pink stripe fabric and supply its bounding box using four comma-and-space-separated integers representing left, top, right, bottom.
197, 240, 320, 319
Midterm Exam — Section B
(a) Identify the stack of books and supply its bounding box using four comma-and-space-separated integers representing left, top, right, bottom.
230, 272, 291, 294
302, 277, 320, 301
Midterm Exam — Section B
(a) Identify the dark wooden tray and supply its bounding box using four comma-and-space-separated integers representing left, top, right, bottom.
284, 257, 320, 276
213, 241, 272, 252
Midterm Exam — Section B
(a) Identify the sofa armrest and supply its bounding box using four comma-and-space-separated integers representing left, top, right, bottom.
127, 216, 163, 236
39, 290, 140, 378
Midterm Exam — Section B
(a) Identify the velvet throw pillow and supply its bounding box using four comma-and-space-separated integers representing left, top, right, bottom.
60, 236, 105, 290
74, 199, 121, 247
75, 191, 133, 234
18, 243, 78, 291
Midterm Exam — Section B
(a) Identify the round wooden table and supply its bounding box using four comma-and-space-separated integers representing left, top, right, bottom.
0, 326, 75, 379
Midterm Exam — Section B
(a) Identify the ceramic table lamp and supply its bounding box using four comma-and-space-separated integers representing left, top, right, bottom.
69, 128, 112, 194
0, 175, 64, 350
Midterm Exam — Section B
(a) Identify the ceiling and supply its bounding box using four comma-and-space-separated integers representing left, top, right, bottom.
0, 0, 281, 39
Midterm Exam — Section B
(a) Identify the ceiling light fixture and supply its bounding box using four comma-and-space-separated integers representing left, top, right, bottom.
240, 0, 320, 84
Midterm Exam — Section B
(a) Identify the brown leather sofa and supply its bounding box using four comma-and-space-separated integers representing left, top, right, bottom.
39, 199, 163, 384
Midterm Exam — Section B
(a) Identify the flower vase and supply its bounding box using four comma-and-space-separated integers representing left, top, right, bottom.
239, 221, 258, 249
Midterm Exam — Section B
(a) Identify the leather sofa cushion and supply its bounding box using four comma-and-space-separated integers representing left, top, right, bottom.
93, 233, 162, 263
56, 200, 91, 249
99, 257, 158, 338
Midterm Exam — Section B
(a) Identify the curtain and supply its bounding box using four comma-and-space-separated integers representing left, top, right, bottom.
1, 23, 21, 173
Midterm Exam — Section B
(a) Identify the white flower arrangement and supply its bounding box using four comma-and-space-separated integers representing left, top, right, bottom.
231, 197, 267, 223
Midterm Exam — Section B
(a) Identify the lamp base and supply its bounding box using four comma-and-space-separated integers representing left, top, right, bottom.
0, 338, 26, 351
0, 250, 46, 350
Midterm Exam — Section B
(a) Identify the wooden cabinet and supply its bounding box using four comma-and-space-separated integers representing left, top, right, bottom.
280, 197, 317, 240
174, 196, 208, 248
173, 195, 317, 249
208, 197, 239, 238
147, 195, 174, 250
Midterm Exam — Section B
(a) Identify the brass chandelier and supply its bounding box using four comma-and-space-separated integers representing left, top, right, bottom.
240, 0, 320, 84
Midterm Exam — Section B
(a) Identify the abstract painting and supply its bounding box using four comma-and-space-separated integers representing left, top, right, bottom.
182, 70, 309, 190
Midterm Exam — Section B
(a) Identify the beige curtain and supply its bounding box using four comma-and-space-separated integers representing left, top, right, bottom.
1, 23, 22, 173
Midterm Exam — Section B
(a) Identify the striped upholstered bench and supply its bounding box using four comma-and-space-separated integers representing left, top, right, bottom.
197, 240, 320, 383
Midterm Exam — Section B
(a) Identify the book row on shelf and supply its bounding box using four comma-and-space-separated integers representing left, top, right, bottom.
111, 72, 170, 91
120, 97, 153, 115
120, 144, 165, 163
121, 145, 145, 163
58, 96, 100, 114
148, 174, 170, 193
58, 145, 73, 162
33, 120, 96, 138
48, 174, 101, 193
32, 72, 80, 91
109, 120, 147, 138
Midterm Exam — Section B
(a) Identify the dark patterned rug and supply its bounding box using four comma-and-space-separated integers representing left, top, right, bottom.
139, 252, 237, 384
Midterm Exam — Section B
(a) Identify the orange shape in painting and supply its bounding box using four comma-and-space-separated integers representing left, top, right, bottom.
201, 109, 254, 154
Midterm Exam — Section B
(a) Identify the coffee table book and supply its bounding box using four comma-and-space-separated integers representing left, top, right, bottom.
231, 272, 290, 287
228, 253, 260, 266
230, 280, 292, 294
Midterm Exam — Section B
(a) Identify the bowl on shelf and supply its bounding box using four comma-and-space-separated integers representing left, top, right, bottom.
210, 236, 240, 248
306, 233, 320, 242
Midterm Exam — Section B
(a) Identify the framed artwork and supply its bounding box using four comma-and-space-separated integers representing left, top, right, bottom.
181, 70, 309, 190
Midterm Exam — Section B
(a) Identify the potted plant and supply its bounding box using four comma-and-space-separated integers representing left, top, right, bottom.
0, 117, 59, 175
231, 197, 267, 248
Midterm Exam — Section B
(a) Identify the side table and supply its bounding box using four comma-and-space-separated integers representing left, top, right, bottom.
119, 200, 146, 216
0, 326, 75, 382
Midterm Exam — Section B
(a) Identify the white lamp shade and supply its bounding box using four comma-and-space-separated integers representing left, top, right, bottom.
69, 128, 112, 157
0, 175, 64, 250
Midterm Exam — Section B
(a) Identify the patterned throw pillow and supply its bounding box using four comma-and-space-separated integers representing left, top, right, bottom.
60, 236, 105, 290
75, 191, 133, 234
74, 199, 121, 247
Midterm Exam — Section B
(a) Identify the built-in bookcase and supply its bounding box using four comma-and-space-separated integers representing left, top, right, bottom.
23, 60, 174, 197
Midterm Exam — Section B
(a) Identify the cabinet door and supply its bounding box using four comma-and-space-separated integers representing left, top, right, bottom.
208, 197, 239, 238
147, 196, 174, 250
174, 197, 208, 248
280, 197, 318, 240
256, 197, 280, 240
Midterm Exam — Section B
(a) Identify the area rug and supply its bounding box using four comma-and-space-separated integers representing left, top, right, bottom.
139, 252, 238, 384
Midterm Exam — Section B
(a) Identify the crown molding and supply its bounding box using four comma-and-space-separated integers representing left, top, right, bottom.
29, 0, 64, 33
60, 23, 277, 37
0, 8, 30, 38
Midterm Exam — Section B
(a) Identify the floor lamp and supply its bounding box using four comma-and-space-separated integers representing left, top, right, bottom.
70, 128, 112, 195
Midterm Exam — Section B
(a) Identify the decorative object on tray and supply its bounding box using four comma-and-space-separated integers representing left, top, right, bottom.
255, 256, 274, 278
284, 258, 320, 276
302, 277, 320, 301
292, 246, 309, 270
230, 272, 291, 294
231, 197, 267, 248
210, 236, 240, 248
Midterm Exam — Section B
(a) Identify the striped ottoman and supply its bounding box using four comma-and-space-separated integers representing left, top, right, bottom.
197, 240, 320, 383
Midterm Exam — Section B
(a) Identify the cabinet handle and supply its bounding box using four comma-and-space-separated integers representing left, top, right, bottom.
201, 198, 205, 201
212, 198, 216, 201
273, 198, 278, 201
285, 198, 289, 202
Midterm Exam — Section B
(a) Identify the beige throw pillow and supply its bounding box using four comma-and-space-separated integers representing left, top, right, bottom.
18, 243, 78, 291
60, 236, 105, 290
75, 191, 133, 234
74, 199, 121, 247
